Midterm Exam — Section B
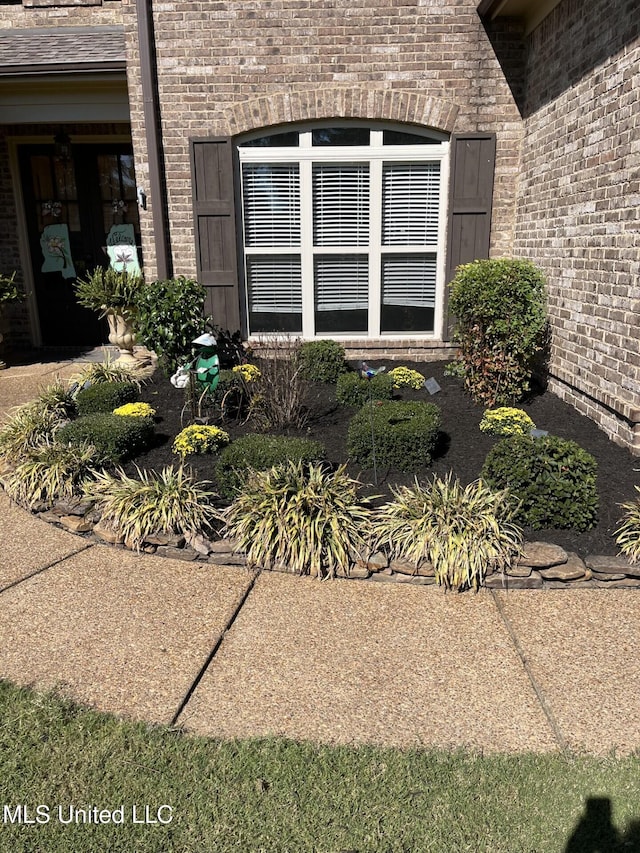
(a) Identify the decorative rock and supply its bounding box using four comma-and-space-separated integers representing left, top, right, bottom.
208, 553, 247, 566
209, 537, 239, 555
160, 545, 199, 561
93, 521, 124, 545
585, 555, 640, 576
352, 550, 388, 572
590, 571, 628, 582
593, 578, 640, 589
39, 510, 63, 525
348, 564, 372, 580
539, 552, 586, 581
544, 580, 596, 589
519, 542, 568, 568
53, 498, 94, 517
389, 558, 434, 577
485, 571, 543, 589
184, 531, 213, 556
505, 565, 532, 578
392, 573, 435, 585
144, 532, 185, 548
58, 515, 93, 534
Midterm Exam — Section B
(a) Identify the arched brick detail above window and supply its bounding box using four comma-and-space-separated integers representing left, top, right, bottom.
224, 88, 459, 136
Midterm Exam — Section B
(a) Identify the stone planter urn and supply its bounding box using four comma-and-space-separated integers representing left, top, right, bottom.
106, 311, 137, 363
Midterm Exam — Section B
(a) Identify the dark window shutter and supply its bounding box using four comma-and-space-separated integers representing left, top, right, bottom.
443, 132, 496, 339
190, 137, 241, 331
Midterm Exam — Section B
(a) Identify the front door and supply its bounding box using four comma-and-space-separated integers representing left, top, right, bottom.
19, 143, 142, 347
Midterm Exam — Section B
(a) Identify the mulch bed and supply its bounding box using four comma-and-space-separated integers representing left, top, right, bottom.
130, 359, 640, 559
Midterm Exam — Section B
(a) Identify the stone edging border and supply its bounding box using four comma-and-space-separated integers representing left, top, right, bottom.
25, 496, 640, 590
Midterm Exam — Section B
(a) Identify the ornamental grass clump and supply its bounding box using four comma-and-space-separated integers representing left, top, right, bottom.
69, 356, 149, 390
615, 488, 640, 564
4, 441, 99, 510
222, 461, 372, 578
0, 405, 64, 462
388, 366, 425, 390
172, 424, 230, 459
86, 465, 217, 550
374, 474, 523, 591
479, 407, 535, 437
448, 258, 547, 406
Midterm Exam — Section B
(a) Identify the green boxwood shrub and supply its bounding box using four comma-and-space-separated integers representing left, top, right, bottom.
76, 381, 138, 416
448, 258, 547, 406
297, 340, 347, 384
481, 434, 598, 531
336, 371, 394, 407
347, 400, 441, 471
58, 413, 155, 464
215, 433, 325, 500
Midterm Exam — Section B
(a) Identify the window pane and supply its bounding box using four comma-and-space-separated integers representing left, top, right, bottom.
242, 164, 300, 247
239, 131, 299, 147
381, 254, 436, 333
382, 163, 440, 245
314, 254, 368, 333
383, 130, 440, 145
313, 164, 369, 246
247, 255, 302, 333
312, 127, 370, 146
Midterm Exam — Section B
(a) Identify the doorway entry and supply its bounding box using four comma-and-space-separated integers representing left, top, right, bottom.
18, 142, 142, 347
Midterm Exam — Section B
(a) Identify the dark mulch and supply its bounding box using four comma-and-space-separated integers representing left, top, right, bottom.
131, 360, 640, 559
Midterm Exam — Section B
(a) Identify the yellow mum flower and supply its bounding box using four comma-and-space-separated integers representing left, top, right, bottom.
232, 363, 261, 383
172, 424, 230, 457
388, 366, 425, 390
112, 402, 156, 418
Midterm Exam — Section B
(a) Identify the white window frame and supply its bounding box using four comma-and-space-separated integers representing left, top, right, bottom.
238, 125, 450, 340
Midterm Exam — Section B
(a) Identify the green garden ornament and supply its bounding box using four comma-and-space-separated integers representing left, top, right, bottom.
192, 333, 220, 392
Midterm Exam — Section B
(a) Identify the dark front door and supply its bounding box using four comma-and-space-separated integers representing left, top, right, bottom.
19, 143, 142, 347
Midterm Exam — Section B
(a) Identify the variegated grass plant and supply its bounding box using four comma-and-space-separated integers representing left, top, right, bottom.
374, 474, 523, 591
3, 440, 99, 510
0, 405, 65, 463
615, 487, 640, 564
221, 461, 373, 578
85, 465, 217, 550
69, 354, 150, 391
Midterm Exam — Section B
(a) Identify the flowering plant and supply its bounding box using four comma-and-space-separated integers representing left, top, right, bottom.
113, 402, 156, 419
232, 363, 261, 383
388, 366, 425, 390
172, 424, 230, 458
479, 407, 535, 437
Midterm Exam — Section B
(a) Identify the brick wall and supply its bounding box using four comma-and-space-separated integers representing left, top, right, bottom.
513, 0, 640, 452
122, 0, 523, 283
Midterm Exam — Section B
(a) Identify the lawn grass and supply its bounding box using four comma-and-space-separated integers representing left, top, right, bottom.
1, 679, 639, 852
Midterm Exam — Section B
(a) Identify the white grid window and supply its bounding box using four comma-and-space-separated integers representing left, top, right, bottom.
238, 124, 449, 338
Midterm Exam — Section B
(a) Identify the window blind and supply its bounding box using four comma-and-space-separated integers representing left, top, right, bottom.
242, 164, 300, 247
382, 163, 440, 246
314, 254, 368, 312
381, 254, 436, 308
247, 255, 302, 314
312, 164, 369, 246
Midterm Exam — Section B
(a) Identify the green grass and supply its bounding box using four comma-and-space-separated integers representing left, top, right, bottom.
1, 679, 640, 852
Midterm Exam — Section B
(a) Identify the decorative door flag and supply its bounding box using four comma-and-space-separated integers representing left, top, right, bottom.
40, 224, 76, 279
106, 224, 141, 275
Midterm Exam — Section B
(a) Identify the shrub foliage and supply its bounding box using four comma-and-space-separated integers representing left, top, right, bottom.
58, 414, 155, 464
481, 434, 598, 531
76, 381, 139, 416
336, 372, 394, 407
215, 433, 325, 500
448, 258, 547, 406
347, 400, 441, 471
297, 340, 348, 384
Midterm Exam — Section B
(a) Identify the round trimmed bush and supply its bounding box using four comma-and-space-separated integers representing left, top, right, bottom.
215, 433, 326, 500
297, 340, 347, 383
336, 371, 394, 407
481, 434, 598, 530
76, 381, 138, 416
58, 413, 155, 464
347, 400, 441, 471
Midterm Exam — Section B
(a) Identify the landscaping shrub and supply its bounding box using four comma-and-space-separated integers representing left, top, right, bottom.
347, 400, 441, 471
448, 258, 547, 406
4, 441, 99, 510
86, 465, 217, 550
215, 433, 325, 500
58, 413, 155, 464
76, 381, 138, 416
222, 461, 372, 578
388, 366, 425, 390
479, 407, 535, 437
297, 340, 348, 384
615, 487, 640, 564
172, 424, 230, 459
135, 276, 210, 375
374, 474, 523, 591
336, 371, 394, 407
481, 434, 598, 531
